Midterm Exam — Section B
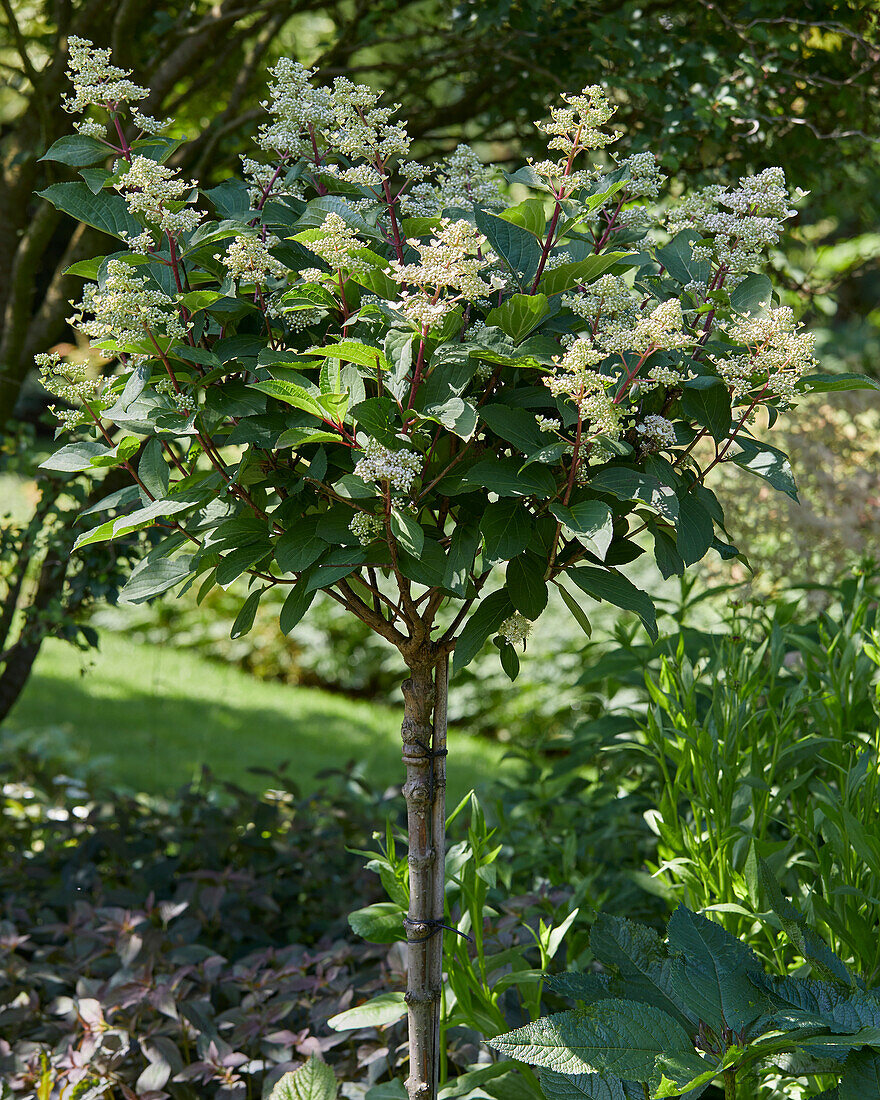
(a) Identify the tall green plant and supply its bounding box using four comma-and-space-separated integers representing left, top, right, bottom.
32, 39, 866, 1098
633, 574, 880, 984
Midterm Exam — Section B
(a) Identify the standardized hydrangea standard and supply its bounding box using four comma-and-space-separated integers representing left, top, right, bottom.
36, 38, 865, 1100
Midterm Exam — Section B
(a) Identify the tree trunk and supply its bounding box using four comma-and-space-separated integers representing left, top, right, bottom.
400, 655, 448, 1100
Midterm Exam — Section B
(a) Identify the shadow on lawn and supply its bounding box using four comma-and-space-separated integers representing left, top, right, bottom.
4, 668, 406, 794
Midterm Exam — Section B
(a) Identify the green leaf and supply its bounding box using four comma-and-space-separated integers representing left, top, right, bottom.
590, 913, 690, 1029
496, 637, 521, 680
680, 380, 732, 443
250, 379, 326, 420
507, 554, 548, 618
585, 467, 678, 521
390, 509, 425, 557
798, 372, 880, 394
674, 492, 714, 566
487, 293, 550, 343
475, 208, 542, 287
280, 576, 317, 634
491, 999, 693, 1080
568, 567, 658, 641
420, 396, 478, 440
550, 501, 613, 559
37, 182, 142, 239
348, 901, 405, 943
666, 907, 764, 1033
118, 556, 194, 604
215, 544, 271, 586
729, 273, 773, 316
304, 340, 389, 372
39, 441, 112, 472
538, 253, 632, 297
269, 1056, 338, 1100
352, 397, 398, 443
463, 457, 556, 498
839, 1050, 880, 1100
546, 973, 613, 1004
480, 404, 544, 454
656, 229, 711, 285
481, 499, 532, 562
230, 589, 263, 639
731, 436, 798, 501
556, 581, 593, 638
498, 197, 548, 237
39, 134, 110, 166
540, 1071, 627, 1100
444, 524, 480, 596
453, 589, 514, 674
651, 528, 685, 578
275, 519, 326, 574
327, 992, 407, 1032
139, 438, 170, 499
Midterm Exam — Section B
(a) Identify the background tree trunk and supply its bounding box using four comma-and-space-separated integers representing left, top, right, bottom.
400, 655, 448, 1100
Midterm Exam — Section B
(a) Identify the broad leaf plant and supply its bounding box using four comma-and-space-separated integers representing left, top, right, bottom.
34, 38, 865, 1100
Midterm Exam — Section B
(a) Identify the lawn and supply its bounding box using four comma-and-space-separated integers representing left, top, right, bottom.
3, 634, 510, 800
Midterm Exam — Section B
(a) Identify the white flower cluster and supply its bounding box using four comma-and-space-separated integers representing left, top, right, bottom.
715, 306, 816, 403
349, 512, 385, 545
566, 274, 637, 323
544, 339, 623, 438
327, 76, 411, 163
155, 377, 196, 414
354, 438, 421, 493
537, 85, 618, 157
68, 259, 188, 364
624, 298, 692, 356
499, 613, 532, 647
218, 235, 287, 283
256, 59, 333, 159
389, 219, 492, 328
439, 144, 505, 210
621, 151, 665, 199
114, 155, 202, 237
636, 414, 677, 451
535, 415, 560, 432
35, 353, 105, 429
669, 167, 797, 276
63, 36, 148, 114
304, 212, 372, 273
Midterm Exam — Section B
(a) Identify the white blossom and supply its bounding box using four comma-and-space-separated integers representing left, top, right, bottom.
114, 155, 202, 237
218, 235, 287, 283
714, 306, 816, 404
499, 613, 532, 646
63, 36, 149, 114
636, 414, 677, 450
354, 438, 421, 493
349, 512, 385, 545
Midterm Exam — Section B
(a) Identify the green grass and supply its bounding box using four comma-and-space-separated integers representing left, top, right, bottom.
3, 634, 510, 799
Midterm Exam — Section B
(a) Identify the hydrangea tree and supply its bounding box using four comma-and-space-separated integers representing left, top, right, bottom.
35, 37, 862, 1100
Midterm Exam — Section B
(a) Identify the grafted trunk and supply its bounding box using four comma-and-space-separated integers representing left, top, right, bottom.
400, 655, 448, 1100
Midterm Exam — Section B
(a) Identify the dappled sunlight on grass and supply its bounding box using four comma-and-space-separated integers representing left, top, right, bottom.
4, 635, 509, 800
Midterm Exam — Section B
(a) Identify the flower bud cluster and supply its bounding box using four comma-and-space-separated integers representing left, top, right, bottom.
715, 306, 816, 403
218, 235, 287, 283
544, 340, 623, 439
499, 613, 532, 646
536, 85, 618, 157
438, 144, 505, 210
349, 512, 385, 546
256, 59, 333, 159
63, 36, 149, 114
669, 167, 797, 276
389, 219, 491, 328
155, 378, 196, 415
68, 259, 189, 363
566, 274, 637, 323
636, 414, 677, 451
35, 353, 105, 430
620, 151, 665, 199
305, 213, 373, 273
114, 155, 202, 237
354, 438, 421, 493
